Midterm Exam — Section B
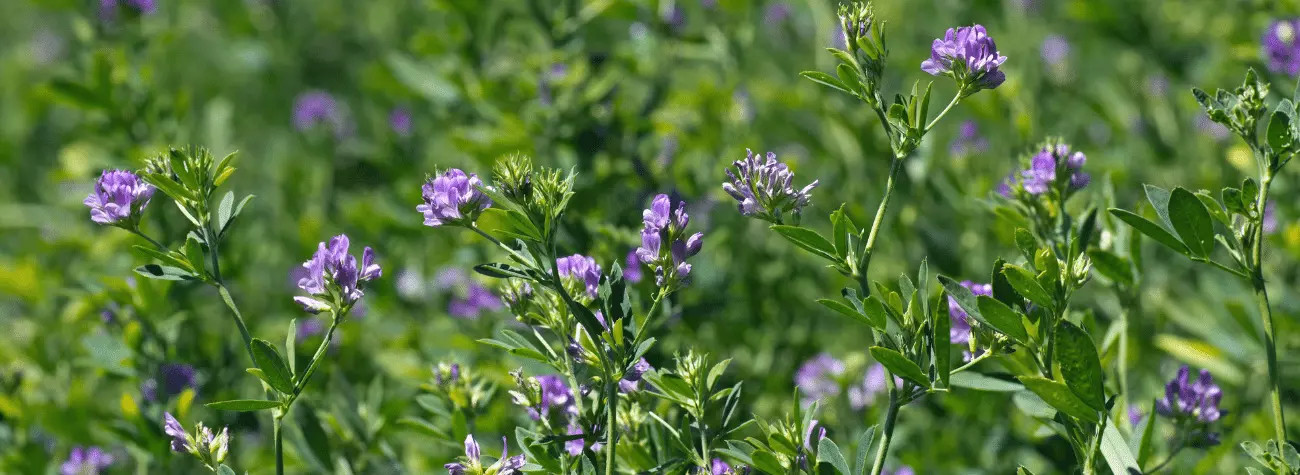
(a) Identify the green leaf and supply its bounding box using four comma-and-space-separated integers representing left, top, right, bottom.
217, 465, 237, 475
386, 53, 459, 103
473, 263, 531, 280
132, 245, 190, 271
817, 299, 879, 330
1100, 423, 1140, 475
771, 225, 838, 263
800, 71, 853, 95
183, 237, 206, 278
252, 339, 294, 394
220, 195, 256, 236
817, 437, 851, 475
1000, 264, 1054, 310
1268, 108, 1293, 151
134, 264, 198, 281
1134, 402, 1156, 466
854, 427, 876, 475
1016, 377, 1099, 423
869, 347, 929, 388
206, 399, 282, 412
975, 296, 1029, 344
750, 451, 786, 475
1087, 249, 1134, 288
949, 372, 1024, 392
1167, 187, 1215, 258
831, 205, 851, 260
1108, 208, 1189, 255
1014, 228, 1039, 263
859, 296, 891, 330
991, 259, 1019, 307
1054, 321, 1105, 410
932, 291, 950, 388
1143, 184, 1175, 229
286, 319, 298, 376
836, 65, 862, 94
938, 275, 981, 321
216, 191, 234, 234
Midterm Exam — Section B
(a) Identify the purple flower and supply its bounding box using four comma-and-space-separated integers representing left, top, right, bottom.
84, 169, 154, 226
99, 0, 156, 19
884, 467, 915, 475
1040, 34, 1070, 65
950, 120, 990, 156
1263, 19, 1300, 77
564, 424, 604, 456
624, 251, 644, 283
1128, 405, 1143, 426
448, 282, 502, 319
294, 234, 381, 313
921, 25, 1008, 91
557, 254, 602, 298
804, 419, 827, 451
60, 446, 114, 475
723, 149, 819, 224
292, 91, 349, 137
446, 435, 526, 475
711, 458, 735, 475
1156, 366, 1222, 424
848, 363, 901, 410
389, 106, 412, 136
1019, 143, 1089, 195
1263, 200, 1278, 234
529, 375, 576, 419
163, 412, 192, 453
620, 358, 653, 393
636, 194, 704, 287
418, 169, 492, 227
159, 363, 197, 398
948, 280, 992, 344
764, 3, 791, 25
794, 353, 845, 406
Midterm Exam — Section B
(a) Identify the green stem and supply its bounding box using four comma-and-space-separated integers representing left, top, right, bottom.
868, 389, 901, 475
858, 156, 905, 293
1117, 304, 1131, 427
273, 413, 285, 475
1251, 175, 1288, 447
127, 227, 166, 250
948, 351, 993, 376
605, 380, 617, 475
216, 284, 256, 364
291, 311, 342, 398
1142, 442, 1185, 474
923, 92, 964, 133
1082, 412, 1106, 475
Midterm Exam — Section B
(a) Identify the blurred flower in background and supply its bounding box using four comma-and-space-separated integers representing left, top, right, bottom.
60, 446, 114, 475
1040, 34, 1070, 66
292, 91, 349, 138
794, 353, 844, 406
1263, 19, 1300, 76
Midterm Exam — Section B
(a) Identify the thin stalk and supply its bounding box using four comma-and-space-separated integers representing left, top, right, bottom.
949, 351, 994, 376
216, 284, 256, 364
1082, 413, 1106, 475
1142, 440, 1185, 474
273, 413, 285, 475
1117, 305, 1130, 427
604, 380, 617, 475
923, 92, 964, 133
127, 227, 166, 250
858, 156, 905, 292
868, 389, 901, 475
291, 311, 342, 398
1251, 175, 1287, 446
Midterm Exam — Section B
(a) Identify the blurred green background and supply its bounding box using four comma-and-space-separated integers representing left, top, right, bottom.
3, 0, 1300, 473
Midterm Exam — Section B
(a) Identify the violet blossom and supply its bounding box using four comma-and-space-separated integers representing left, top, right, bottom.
84, 169, 155, 226
293, 234, 382, 314
794, 353, 844, 406
921, 25, 1008, 92
60, 446, 114, 475
418, 169, 492, 227
636, 194, 704, 287
1263, 19, 1300, 77
723, 149, 819, 224
557, 254, 602, 299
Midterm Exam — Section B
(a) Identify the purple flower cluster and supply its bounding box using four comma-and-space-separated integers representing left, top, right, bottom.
389, 106, 412, 136
294, 235, 382, 314
557, 254, 602, 298
163, 412, 229, 462
418, 169, 492, 227
142, 362, 197, 402
99, 0, 156, 19
1040, 35, 1070, 66
794, 353, 844, 406
848, 363, 900, 410
950, 120, 989, 156
636, 194, 704, 287
1263, 19, 1300, 77
446, 435, 525, 475
710, 458, 751, 475
529, 374, 577, 419
448, 282, 502, 319
84, 170, 155, 226
948, 280, 992, 344
1017, 143, 1089, 195
921, 25, 1007, 91
624, 251, 644, 283
619, 358, 652, 393
1156, 366, 1222, 424
60, 446, 114, 475
722, 149, 819, 224
292, 91, 349, 137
